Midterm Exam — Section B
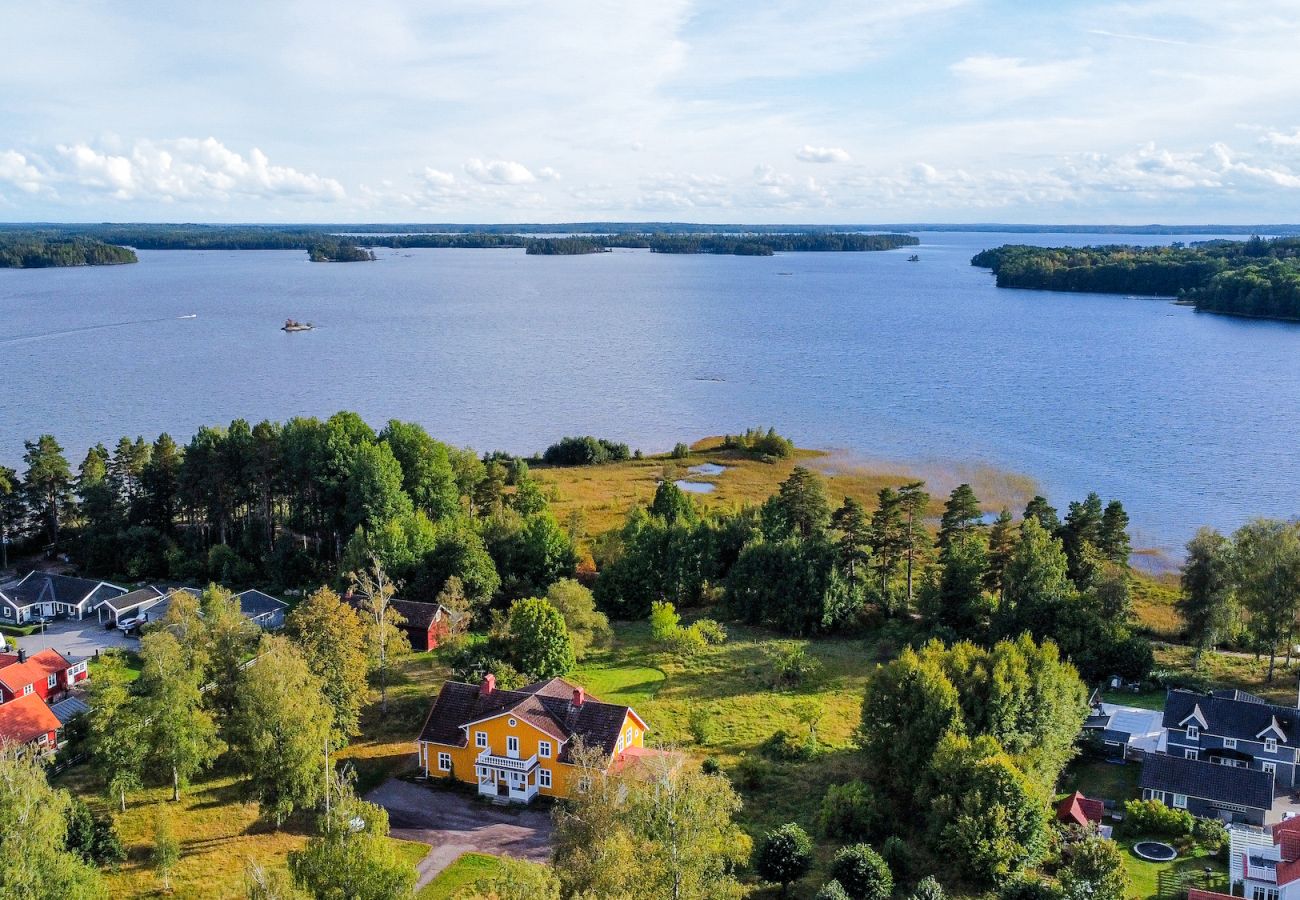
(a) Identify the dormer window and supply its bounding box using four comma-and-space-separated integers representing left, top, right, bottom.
1266, 737, 1279, 753
1186, 725, 1199, 741
1224, 738, 1237, 749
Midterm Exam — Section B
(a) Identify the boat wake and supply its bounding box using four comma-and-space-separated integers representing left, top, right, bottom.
0, 314, 198, 346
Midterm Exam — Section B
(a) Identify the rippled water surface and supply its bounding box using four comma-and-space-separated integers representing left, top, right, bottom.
2, 232, 1297, 552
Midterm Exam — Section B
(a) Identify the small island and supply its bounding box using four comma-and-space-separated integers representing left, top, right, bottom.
0, 234, 137, 268
972, 236, 1300, 321
306, 239, 376, 262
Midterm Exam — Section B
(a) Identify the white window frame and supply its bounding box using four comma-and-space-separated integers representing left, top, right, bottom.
1172, 793, 1188, 809
22, 684, 33, 696
577, 775, 592, 793
475, 730, 487, 749
438, 752, 451, 772
1224, 737, 1237, 749
616, 736, 624, 753
539, 768, 552, 788
1266, 738, 1279, 753
1186, 725, 1199, 740
47, 673, 57, 689
508, 717, 517, 728
538, 740, 551, 758
1264, 761, 1277, 776
507, 735, 519, 757
1185, 749, 1199, 760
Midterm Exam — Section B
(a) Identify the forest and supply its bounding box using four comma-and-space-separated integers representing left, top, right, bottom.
971, 236, 1300, 321
0, 234, 138, 268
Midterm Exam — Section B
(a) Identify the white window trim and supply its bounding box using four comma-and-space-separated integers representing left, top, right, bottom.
1266, 738, 1279, 753
1172, 793, 1188, 809
475, 730, 487, 748
1185, 749, 1199, 760
539, 768, 552, 788
508, 717, 517, 728
1264, 761, 1277, 776
438, 752, 451, 772
47, 673, 57, 688
538, 741, 551, 758
1186, 725, 1199, 740
22, 684, 33, 696
507, 736, 519, 757
577, 775, 592, 793
1224, 738, 1237, 749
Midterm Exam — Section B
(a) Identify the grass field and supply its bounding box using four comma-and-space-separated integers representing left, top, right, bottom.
1058, 758, 1141, 805
1118, 838, 1226, 900
417, 852, 518, 899
1155, 643, 1300, 704
533, 438, 1038, 540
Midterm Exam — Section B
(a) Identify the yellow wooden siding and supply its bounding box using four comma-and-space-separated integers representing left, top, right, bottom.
420, 708, 646, 799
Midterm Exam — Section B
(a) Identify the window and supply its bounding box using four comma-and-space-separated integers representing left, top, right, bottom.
1185, 749, 1199, 760
539, 769, 552, 789
1224, 738, 1237, 749
538, 741, 551, 758
577, 775, 592, 794
507, 736, 519, 757
22, 684, 32, 696
1266, 738, 1279, 753
1253, 887, 1280, 900
1264, 762, 1277, 776
475, 730, 487, 749
438, 752, 451, 772
508, 717, 517, 727
1172, 793, 1188, 809
616, 736, 624, 753
1186, 725, 1199, 740
47, 674, 57, 688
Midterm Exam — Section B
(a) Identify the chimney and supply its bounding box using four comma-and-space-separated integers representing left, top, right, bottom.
481, 673, 495, 696
17, 648, 26, 663
572, 687, 585, 708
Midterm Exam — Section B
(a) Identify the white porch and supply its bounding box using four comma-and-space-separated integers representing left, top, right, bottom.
475, 749, 540, 803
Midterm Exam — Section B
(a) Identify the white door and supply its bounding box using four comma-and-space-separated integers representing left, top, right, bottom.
507, 736, 519, 759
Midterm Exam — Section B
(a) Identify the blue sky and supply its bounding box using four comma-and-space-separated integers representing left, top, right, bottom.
2, 0, 1299, 223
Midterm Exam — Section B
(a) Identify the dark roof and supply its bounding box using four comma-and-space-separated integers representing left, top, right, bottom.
49, 696, 90, 724
1140, 753, 1274, 810
1102, 728, 1132, 745
1213, 689, 1269, 705
100, 587, 164, 613
236, 590, 287, 618
347, 596, 463, 631
0, 572, 126, 609
418, 677, 640, 760
1164, 689, 1299, 743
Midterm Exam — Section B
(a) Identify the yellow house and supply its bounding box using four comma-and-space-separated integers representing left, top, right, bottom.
416, 674, 649, 803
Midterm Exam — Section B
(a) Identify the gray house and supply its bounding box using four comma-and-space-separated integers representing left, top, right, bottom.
1163, 688, 1299, 792
1140, 753, 1273, 825
235, 590, 288, 630
0, 572, 127, 623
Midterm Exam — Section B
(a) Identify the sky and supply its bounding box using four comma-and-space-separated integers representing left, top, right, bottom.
3, 0, 1300, 224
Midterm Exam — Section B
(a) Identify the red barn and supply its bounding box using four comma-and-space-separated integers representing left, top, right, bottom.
346, 595, 460, 652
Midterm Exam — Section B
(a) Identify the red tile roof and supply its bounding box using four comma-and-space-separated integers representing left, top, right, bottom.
1056, 791, 1104, 826
0, 692, 61, 745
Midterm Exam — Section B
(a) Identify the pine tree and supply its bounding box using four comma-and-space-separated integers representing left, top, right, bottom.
898, 481, 931, 612
831, 497, 871, 585
938, 483, 982, 549
23, 434, 72, 545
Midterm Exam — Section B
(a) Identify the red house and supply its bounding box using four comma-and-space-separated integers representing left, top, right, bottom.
0, 648, 87, 704
0, 691, 62, 750
1056, 790, 1105, 828
346, 595, 460, 652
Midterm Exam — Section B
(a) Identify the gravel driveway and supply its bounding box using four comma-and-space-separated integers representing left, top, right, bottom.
11, 617, 137, 658
367, 778, 554, 890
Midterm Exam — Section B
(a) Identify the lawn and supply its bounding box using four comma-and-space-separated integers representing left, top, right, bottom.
417, 852, 517, 899
1155, 643, 1299, 705
1117, 837, 1227, 900
1058, 758, 1141, 805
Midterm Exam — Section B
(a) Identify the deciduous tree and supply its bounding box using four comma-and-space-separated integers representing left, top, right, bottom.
507, 597, 575, 678
139, 629, 224, 801
1178, 527, 1236, 665
285, 586, 370, 741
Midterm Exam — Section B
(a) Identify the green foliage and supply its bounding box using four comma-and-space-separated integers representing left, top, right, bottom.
453, 855, 562, 899
688, 705, 719, 745
1231, 518, 1300, 680
152, 810, 180, 893
770, 644, 823, 688
1121, 799, 1193, 837
0, 232, 137, 267
721, 426, 795, 460
910, 875, 945, 900
1192, 818, 1229, 852
815, 881, 853, 900
544, 578, 611, 659
1179, 527, 1237, 662
138, 629, 224, 801
671, 442, 691, 459
64, 796, 126, 866
649, 599, 683, 642
285, 586, 370, 742
541, 435, 631, 466
507, 597, 576, 677
1058, 836, 1128, 900
818, 780, 885, 841
692, 618, 727, 645
754, 823, 814, 891
307, 238, 375, 262
829, 843, 893, 900
1000, 876, 1065, 900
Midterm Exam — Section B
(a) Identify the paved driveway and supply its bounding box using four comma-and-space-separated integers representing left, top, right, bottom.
10, 617, 137, 659
367, 778, 553, 890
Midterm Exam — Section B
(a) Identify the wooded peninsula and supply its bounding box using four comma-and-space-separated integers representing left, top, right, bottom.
0, 234, 138, 268
972, 236, 1300, 321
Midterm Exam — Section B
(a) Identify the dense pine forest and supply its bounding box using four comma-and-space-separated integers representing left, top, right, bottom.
0, 234, 138, 268
972, 236, 1300, 321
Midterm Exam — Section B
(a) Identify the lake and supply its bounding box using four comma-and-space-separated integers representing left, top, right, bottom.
1, 231, 1297, 556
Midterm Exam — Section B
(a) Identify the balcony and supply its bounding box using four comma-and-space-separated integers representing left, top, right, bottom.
477, 748, 538, 773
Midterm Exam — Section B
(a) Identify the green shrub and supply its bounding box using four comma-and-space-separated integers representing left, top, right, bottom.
999, 876, 1064, 900
1122, 799, 1193, 837
671, 442, 691, 459
701, 756, 721, 776
689, 706, 719, 745
830, 843, 892, 900
818, 780, 885, 841
816, 881, 852, 900
733, 754, 771, 790
909, 875, 945, 900
665, 624, 708, 656
771, 645, 822, 688
880, 835, 911, 882
649, 600, 682, 642
1192, 817, 1229, 852
754, 823, 814, 891
692, 618, 727, 645
761, 729, 817, 762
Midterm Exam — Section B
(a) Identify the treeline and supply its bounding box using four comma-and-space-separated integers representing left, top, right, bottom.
971, 236, 1300, 321
0, 234, 137, 268
1, 415, 581, 617
595, 469, 1150, 682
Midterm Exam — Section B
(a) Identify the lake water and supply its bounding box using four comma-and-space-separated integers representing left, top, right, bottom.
2, 232, 1297, 556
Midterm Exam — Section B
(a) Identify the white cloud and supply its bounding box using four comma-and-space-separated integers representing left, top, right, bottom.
0, 137, 345, 204
795, 145, 851, 164
464, 158, 538, 185
1263, 128, 1300, 148
949, 55, 1088, 100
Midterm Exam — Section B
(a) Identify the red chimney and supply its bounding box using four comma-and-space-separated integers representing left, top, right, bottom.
572, 687, 585, 707
481, 673, 495, 696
